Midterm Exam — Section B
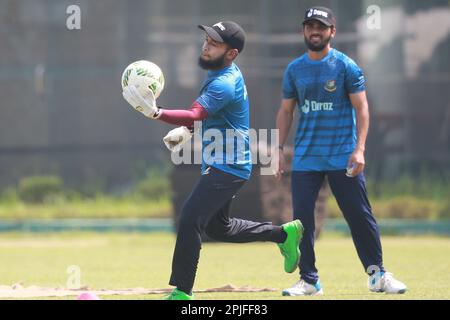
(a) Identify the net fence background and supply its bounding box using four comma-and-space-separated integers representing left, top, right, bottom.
1, 0, 449, 191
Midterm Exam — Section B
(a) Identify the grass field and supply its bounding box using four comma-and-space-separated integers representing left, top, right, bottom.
0, 198, 171, 219
0, 232, 449, 300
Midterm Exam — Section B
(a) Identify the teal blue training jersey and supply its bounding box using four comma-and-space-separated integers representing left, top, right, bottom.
196, 63, 252, 180
282, 48, 366, 171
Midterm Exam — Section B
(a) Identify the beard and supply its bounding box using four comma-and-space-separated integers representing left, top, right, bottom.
198, 52, 227, 70
304, 33, 332, 52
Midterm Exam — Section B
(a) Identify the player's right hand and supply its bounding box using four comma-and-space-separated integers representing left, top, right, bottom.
163, 126, 193, 152
274, 149, 286, 181
122, 85, 160, 119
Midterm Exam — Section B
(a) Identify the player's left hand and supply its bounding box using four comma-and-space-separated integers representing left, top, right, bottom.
274, 149, 286, 181
163, 126, 193, 152
122, 85, 160, 119
347, 148, 365, 177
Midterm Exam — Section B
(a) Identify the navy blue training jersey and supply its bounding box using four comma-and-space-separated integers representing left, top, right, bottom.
282, 48, 366, 171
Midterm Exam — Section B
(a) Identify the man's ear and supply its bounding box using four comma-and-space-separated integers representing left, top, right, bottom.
227, 48, 239, 60
331, 26, 337, 39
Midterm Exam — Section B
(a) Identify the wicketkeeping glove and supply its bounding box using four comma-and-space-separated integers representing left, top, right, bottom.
122, 85, 161, 119
163, 126, 193, 152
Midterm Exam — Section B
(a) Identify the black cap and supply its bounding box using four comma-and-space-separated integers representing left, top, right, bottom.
198, 21, 246, 53
302, 6, 336, 27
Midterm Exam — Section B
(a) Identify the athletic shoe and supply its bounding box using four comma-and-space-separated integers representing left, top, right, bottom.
282, 279, 324, 296
368, 272, 407, 294
164, 288, 194, 300
277, 219, 304, 273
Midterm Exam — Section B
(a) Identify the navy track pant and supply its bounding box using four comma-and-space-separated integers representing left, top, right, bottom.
291, 170, 385, 285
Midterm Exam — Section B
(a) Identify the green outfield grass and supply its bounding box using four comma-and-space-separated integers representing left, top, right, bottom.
0, 232, 449, 300
0, 198, 171, 219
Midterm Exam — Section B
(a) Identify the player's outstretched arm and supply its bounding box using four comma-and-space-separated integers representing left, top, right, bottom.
157, 102, 208, 127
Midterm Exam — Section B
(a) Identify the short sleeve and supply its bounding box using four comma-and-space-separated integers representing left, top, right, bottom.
345, 61, 366, 94
282, 65, 297, 100
196, 78, 235, 115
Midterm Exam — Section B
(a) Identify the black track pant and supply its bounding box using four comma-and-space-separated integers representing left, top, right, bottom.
169, 166, 284, 294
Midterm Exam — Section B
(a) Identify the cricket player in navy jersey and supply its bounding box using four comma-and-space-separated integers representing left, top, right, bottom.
123, 21, 303, 300
275, 7, 407, 296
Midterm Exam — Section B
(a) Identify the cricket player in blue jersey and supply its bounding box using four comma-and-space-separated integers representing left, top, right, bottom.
275, 7, 407, 295
123, 21, 303, 300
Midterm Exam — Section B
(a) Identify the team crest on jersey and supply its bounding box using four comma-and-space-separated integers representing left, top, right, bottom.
324, 80, 337, 92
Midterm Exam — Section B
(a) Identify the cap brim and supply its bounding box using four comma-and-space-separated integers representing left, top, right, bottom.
302, 17, 333, 27
198, 25, 224, 42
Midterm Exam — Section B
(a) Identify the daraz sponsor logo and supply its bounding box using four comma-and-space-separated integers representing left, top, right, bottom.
301, 99, 334, 114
